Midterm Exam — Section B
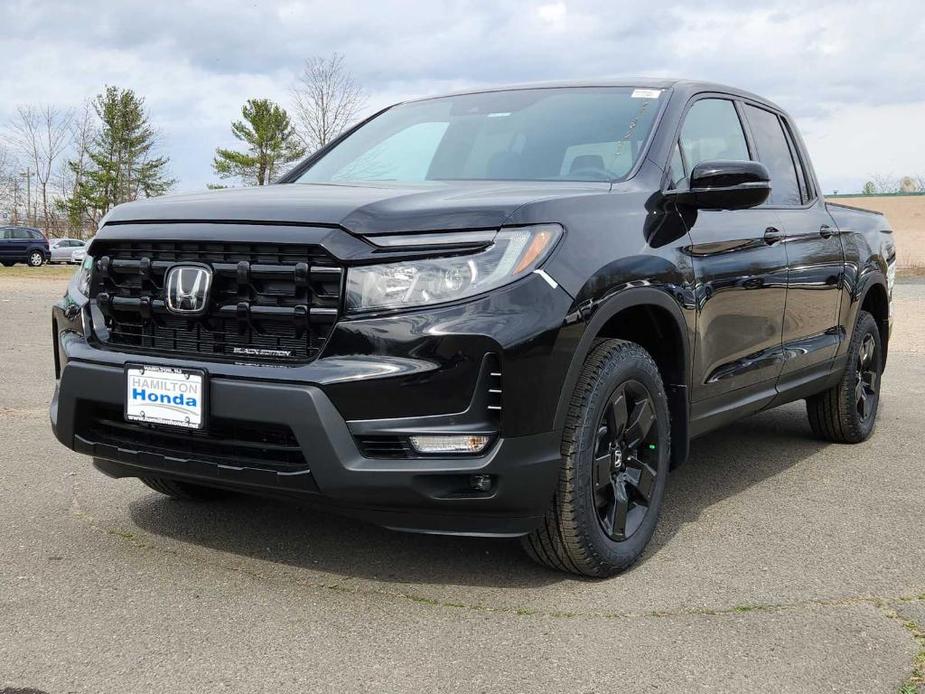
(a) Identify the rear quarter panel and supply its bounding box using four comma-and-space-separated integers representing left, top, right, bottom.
827, 202, 895, 358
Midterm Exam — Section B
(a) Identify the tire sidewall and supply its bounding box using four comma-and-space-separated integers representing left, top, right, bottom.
569, 344, 671, 568
28, 251, 44, 267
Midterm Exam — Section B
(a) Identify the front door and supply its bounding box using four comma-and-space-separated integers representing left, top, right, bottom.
671, 97, 789, 420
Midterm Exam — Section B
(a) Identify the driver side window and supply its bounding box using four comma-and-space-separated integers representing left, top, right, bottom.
679, 99, 750, 170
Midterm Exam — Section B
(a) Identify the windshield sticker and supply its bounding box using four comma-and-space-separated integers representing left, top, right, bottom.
631, 89, 662, 99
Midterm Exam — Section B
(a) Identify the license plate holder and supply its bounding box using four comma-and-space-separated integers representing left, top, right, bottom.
124, 364, 208, 430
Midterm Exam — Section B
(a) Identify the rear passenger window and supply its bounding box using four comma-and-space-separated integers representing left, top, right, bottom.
781, 116, 814, 202
744, 105, 802, 206
679, 99, 749, 170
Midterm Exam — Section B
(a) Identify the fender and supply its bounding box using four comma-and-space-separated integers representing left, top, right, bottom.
850, 270, 890, 367
554, 285, 692, 468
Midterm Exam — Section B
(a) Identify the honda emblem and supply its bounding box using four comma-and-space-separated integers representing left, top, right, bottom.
165, 264, 212, 315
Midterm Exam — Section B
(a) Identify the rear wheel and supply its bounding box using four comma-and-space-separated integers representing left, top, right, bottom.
0, 261, 14, 267
522, 339, 671, 577
140, 477, 228, 501
806, 310, 882, 443
28, 251, 45, 267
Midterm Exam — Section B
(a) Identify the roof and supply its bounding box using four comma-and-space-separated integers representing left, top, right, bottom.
402, 78, 784, 113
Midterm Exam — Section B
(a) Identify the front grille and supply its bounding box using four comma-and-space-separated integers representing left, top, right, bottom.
90, 240, 343, 362
78, 402, 308, 472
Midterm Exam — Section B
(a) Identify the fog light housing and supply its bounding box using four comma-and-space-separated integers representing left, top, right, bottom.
469, 474, 493, 492
408, 434, 491, 455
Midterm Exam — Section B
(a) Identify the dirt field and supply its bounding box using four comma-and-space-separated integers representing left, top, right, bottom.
829, 195, 925, 272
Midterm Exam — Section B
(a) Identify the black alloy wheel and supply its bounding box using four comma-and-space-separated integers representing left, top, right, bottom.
593, 381, 659, 542
855, 333, 878, 423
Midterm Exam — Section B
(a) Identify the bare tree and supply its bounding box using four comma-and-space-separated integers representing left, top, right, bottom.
6, 105, 73, 234
868, 173, 899, 194
0, 143, 18, 223
292, 53, 366, 153
57, 101, 96, 211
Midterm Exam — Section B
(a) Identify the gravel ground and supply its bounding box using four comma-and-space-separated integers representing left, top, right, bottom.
1, 272, 923, 693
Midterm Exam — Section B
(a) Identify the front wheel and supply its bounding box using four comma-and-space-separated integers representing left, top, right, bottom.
28, 251, 45, 267
806, 310, 882, 443
522, 339, 671, 577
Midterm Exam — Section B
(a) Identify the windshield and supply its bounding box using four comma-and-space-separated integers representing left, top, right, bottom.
294, 87, 665, 184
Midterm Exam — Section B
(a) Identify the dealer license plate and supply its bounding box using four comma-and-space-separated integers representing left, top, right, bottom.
125, 364, 207, 430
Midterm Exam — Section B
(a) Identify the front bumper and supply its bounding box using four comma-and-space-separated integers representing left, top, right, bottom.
50, 275, 573, 536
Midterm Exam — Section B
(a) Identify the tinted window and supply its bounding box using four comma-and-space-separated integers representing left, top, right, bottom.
28, 229, 44, 240
297, 87, 666, 183
330, 121, 448, 181
745, 105, 801, 206
11, 228, 31, 239
679, 99, 749, 170
781, 117, 814, 201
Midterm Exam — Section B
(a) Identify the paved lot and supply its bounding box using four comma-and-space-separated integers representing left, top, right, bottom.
1, 272, 923, 693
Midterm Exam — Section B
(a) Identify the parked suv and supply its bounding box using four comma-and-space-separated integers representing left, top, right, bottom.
50, 80, 894, 576
1, 225, 48, 266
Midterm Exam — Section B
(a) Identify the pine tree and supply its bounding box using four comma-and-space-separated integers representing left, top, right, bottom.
213, 99, 305, 186
66, 86, 173, 227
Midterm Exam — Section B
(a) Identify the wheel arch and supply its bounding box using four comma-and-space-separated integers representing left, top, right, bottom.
555, 287, 691, 468
857, 277, 890, 370
27, 244, 48, 261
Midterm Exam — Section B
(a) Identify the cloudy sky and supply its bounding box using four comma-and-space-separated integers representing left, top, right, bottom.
2, 0, 923, 194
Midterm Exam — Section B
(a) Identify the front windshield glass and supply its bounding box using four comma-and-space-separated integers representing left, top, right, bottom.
295, 87, 665, 184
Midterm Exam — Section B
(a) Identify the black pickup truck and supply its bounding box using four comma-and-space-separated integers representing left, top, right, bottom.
51, 80, 895, 576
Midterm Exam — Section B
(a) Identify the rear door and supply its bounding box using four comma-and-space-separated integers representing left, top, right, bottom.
674, 96, 789, 424
741, 104, 844, 380
7, 227, 31, 259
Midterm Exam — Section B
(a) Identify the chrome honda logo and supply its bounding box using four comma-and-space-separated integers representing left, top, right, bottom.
165, 264, 212, 315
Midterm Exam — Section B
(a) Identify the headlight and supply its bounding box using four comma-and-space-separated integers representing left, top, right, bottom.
75, 254, 94, 297
345, 224, 562, 312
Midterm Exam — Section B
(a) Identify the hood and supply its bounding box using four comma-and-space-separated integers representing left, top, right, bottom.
102, 180, 607, 235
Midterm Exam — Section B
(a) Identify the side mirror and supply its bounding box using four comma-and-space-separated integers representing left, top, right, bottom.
675, 160, 771, 210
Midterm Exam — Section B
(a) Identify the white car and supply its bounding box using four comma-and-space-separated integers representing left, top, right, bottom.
49, 238, 87, 264
70, 246, 88, 264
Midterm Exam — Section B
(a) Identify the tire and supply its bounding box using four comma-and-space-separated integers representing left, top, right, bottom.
522, 339, 671, 577
806, 310, 882, 443
28, 251, 45, 267
140, 477, 227, 501
0, 261, 13, 267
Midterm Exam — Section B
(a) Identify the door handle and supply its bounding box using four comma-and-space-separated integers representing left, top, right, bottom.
819, 224, 835, 239
763, 226, 784, 245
